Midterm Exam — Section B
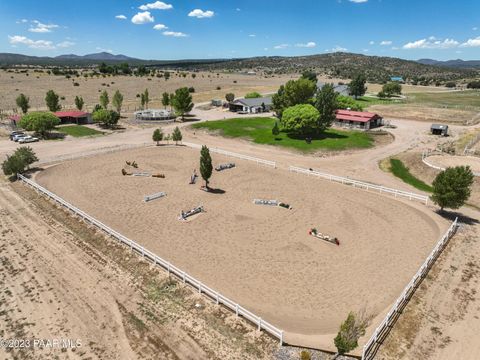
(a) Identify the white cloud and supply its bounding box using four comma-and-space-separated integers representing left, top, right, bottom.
153, 24, 168, 30
57, 40, 75, 48
380, 40, 392, 45
362, 48, 369, 52
96, 47, 113, 53
274, 44, 289, 49
349, 0, 368, 3
163, 31, 188, 37
236, 8, 241, 11
188, 9, 215, 18
139, 1, 173, 10
29, 20, 59, 33
295, 41, 316, 48
248, 34, 256, 37
403, 38, 459, 49
461, 36, 480, 47
131, 11, 154, 24
8, 35, 55, 50
473, 27, 478, 31
115, 15, 127, 20
326, 45, 347, 52
369, 40, 375, 45
16, 19, 28, 24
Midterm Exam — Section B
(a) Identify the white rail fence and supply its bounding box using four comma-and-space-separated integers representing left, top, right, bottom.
17, 174, 284, 344
289, 166, 429, 205
361, 217, 458, 360
463, 132, 480, 155
422, 150, 480, 176
36, 143, 153, 166
183, 142, 276, 168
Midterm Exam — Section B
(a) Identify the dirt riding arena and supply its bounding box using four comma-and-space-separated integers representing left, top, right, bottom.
426, 154, 480, 174
35, 145, 449, 349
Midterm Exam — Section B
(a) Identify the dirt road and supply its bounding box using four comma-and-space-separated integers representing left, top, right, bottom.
0, 181, 277, 360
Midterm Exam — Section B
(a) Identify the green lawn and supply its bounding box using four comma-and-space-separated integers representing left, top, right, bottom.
389, 158, 433, 192
57, 125, 104, 137
192, 117, 373, 151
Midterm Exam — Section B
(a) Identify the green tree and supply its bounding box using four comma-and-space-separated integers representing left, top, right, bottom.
142, 88, 149, 109
382, 82, 402, 97
15, 146, 38, 169
225, 93, 235, 102
2, 146, 38, 177
431, 166, 474, 211
334, 312, 369, 357
74, 96, 85, 111
245, 92, 262, 99
301, 70, 318, 83
272, 121, 280, 137
315, 83, 338, 133
112, 90, 124, 114
171, 87, 194, 120
272, 78, 317, 117
99, 90, 109, 109
162, 92, 170, 109
19, 112, 60, 138
336, 95, 364, 111
93, 109, 120, 129
200, 145, 213, 188
16, 93, 30, 114
45, 90, 61, 112
348, 74, 367, 99
171, 126, 183, 145
164, 71, 170, 81
152, 128, 163, 145
281, 104, 320, 138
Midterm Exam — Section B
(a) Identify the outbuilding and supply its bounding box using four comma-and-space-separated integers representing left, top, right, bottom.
134, 109, 175, 121
54, 111, 92, 124
334, 109, 383, 130
229, 97, 272, 113
430, 124, 448, 136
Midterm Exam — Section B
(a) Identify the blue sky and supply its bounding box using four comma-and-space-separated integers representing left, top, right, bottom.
1, 0, 479, 60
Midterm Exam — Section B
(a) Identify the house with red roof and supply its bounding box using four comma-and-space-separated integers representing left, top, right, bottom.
335, 109, 383, 130
54, 111, 92, 124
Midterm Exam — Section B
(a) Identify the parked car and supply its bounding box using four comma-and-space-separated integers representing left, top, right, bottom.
18, 136, 39, 144
12, 134, 28, 142
9, 131, 24, 140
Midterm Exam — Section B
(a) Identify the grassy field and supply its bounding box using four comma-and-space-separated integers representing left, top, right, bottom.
405, 90, 480, 110
192, 117, 373, 151
390, 158, 433, 192
354, 96, 404, 108
57, 125, 103, 137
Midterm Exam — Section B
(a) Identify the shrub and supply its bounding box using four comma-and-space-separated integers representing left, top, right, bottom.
300, 350, 311, 360
2, 146, 38, 177
245, 92, 262, 99
188, 86, 195, 93
93, 109, 120, 129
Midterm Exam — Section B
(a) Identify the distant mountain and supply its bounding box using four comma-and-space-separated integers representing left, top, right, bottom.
0, 52, 141, 65
417, 58, 480, 69
192, 52, 477, 83
0, 51, 477, 83
56, 52, 138, 61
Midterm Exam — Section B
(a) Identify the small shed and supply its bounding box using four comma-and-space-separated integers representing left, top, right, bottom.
54, 111, 92, 124
211, 99, 223, 107
335, 109, 383, 130
431, 124, 448, 136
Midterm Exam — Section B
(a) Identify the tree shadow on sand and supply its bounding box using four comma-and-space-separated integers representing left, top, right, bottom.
436, 209, 479, 226
286, 132, 348, 141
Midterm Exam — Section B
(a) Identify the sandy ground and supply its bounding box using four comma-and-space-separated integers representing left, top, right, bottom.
34, 145, 448, 351
376, 212, 480, 360
0, 70, 295, 113
0, 181, 280, 360
426, 154, 480, 173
